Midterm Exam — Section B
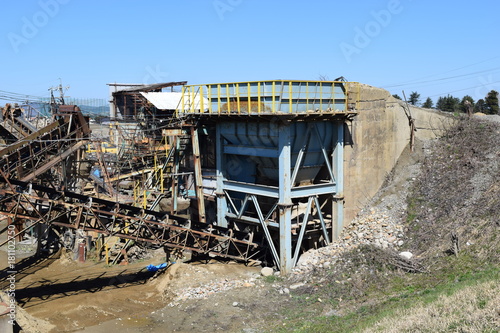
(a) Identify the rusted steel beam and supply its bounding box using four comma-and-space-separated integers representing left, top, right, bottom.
20, 141, 87, 182
0, 178, 259, 262
190, 126, 206, 223
0, 106, 89, 187
58, 105, 90, 136
0, 120, 61, 157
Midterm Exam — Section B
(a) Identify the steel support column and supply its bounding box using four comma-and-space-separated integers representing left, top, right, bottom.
278, 123, 292, 273
171, 136, 179, 214
292, 196, 313, 267
215, 123, 228, 227
333, 121, 344, 239
191, 126, 206, 223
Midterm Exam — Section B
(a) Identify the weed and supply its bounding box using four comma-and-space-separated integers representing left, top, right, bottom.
263, 275, 282, 284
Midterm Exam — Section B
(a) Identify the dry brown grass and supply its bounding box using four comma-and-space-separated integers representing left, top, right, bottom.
364, 279, 500, 333
407, 118, 500, 261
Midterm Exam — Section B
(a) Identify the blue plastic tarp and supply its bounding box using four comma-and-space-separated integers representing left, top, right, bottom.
146, 262, 168, 272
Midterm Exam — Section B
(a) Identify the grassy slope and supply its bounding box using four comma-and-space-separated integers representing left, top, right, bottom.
268, 117, 500, 333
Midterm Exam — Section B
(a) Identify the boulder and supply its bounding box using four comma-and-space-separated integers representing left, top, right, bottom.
260, 267, 274, 277
399, 251, 413, 260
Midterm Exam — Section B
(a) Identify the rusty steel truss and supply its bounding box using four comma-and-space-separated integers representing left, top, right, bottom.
0, 102, 262, 265
0, 105, 90, 185
0, 177, 260, 262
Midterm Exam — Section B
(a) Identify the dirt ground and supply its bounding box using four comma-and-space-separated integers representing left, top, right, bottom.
78, 261, 279, 333
0, 243, 275, 333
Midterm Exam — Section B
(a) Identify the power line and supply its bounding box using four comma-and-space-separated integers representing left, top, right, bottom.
382, 67, 500, 89
382, 55, 500, 87
428, 81, 500, 99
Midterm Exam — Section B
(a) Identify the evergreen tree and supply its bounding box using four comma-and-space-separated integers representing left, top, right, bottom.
408, 91, 421, 106
485, 90, 499, 115
422, 97, 433, 109
474, 99, 487, 113
392, 94, 401, 100
436, 95, 460, 112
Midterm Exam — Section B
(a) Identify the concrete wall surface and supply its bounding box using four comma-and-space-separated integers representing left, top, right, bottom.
342, 84, 454, 225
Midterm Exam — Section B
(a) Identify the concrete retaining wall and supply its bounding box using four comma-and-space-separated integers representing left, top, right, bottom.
342, 84, 454, 224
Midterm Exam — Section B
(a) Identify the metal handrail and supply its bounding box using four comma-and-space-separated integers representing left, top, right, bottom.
176, 80, 359, 116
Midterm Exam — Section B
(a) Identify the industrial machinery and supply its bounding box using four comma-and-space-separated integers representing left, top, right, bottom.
170, 80, 358, 272
0, 80, 358, 273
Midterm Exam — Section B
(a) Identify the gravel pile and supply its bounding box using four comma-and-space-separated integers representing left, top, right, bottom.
167, 277, 258, 306
164, 201, 413, 304
291, 206, 407, 276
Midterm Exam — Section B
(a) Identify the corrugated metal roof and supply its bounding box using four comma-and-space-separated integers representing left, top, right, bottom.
141, 92, 209, 111
109, 82, 187, 93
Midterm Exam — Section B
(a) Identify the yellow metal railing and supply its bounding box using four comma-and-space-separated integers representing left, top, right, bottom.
176, 80, 359, 116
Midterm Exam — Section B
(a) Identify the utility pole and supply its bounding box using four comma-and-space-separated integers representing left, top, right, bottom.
48, 79, 70, 114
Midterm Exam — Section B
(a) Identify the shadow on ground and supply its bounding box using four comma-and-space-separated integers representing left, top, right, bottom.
0, 250, 61, 288
14, 267, 156, 308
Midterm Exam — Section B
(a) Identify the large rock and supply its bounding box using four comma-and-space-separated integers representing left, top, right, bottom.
260, 267, 274, 277
399, 251, 413, 260
296, 250, 315, 267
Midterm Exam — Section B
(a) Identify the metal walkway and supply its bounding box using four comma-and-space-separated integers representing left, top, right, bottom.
176, 80, 359, 116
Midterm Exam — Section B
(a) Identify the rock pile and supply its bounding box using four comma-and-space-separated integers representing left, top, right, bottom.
342, 208, 405, 249
293, 206, 407, 276
158, 204, 415, 308
167, 277, 258, 306
162, 205, 412, 304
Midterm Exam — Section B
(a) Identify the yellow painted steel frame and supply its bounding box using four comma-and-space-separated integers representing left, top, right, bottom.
175, 80, 359, 116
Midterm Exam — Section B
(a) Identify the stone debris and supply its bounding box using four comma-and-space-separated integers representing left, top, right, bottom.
260, 267, 274, 277
399, 251, 413, 260
162, 204, 414, 306
167, 277, 258, 307
293, 206, 407, 276
166, 205, 412, 306
289, 282, 305, 290
287, 139, 427, 280
277, 287, 290, 295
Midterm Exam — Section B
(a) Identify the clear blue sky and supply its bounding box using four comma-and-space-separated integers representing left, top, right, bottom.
1, 0, 499, 105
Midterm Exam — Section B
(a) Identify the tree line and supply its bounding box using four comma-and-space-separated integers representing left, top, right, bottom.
392, 90, 499, 115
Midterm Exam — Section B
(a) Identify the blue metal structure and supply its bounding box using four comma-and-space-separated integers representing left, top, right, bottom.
214, 120, 345, 272
177, 80, 357, 273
